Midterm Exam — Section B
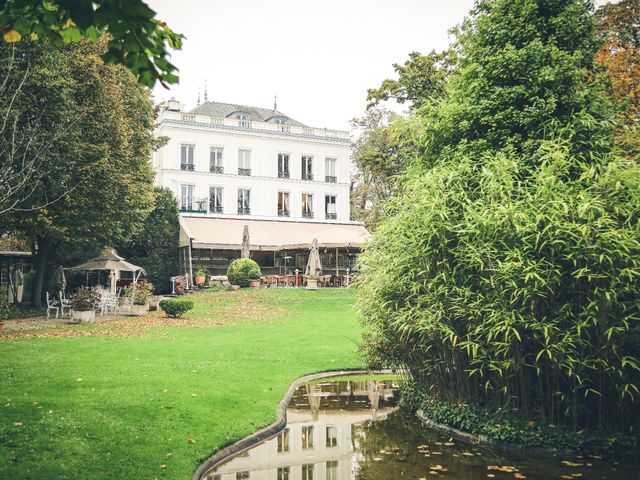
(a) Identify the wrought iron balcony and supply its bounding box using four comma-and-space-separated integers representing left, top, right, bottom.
302, 211, 314, 219
210, 165, 224, 174
278, 209, 290, 217
238, 207, 251, 215
302, 172, 314, 181
209, 204, 223, 213
180, 163, 195, 171
325, 175, 337, 183
325, 212, 337, 220
180, 197, 207, 213
238, 168, 251, 176
278, 170, 290, 179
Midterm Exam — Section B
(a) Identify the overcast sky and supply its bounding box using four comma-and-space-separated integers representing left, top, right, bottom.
149, 0, 613, 131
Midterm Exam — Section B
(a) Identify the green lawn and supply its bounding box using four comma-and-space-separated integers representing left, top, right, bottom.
0, 288, 364, 479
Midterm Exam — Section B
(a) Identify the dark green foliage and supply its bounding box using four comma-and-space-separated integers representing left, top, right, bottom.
116, 188, 180, 294
0, 0, 184, 87
159, 299, 193, 318
401, 381, 639, 458
227, 259, 261, 288
358, 0, 639, 433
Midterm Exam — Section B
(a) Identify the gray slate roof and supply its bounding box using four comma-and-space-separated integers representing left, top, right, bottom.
190, 101, 307, 127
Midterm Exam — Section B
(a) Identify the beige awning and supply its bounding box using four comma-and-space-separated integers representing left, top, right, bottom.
179, 216, 370, 251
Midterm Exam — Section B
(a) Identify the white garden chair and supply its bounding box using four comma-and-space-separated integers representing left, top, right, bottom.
46, 292, 59, 319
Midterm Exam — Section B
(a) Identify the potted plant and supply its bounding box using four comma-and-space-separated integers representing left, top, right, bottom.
194, 267, 208, 287
70, 288, 98, 323
227, 259, 262, 288
125, 281, 154, 316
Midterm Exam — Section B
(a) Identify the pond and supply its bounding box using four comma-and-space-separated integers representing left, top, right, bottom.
204, 377, 639, 480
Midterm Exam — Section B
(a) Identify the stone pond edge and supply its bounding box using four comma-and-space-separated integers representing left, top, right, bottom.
192, 368, 399, 480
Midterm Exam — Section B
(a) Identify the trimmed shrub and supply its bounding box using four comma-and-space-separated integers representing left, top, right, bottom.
227, 258, 261, 288
159, 299, 193, 318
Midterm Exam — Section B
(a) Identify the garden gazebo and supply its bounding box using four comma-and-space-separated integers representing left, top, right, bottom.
69, 248, 145, 294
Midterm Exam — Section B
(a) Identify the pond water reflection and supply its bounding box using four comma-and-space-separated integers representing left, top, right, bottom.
204, 379, 639, 480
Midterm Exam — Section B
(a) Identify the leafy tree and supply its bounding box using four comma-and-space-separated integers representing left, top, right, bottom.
595, 0, 639, 153
3, 39, 157, 306
366, 50, 455, 110
0, 0, 184, 87
358, 0, 639, 431
116, 188, 180, 294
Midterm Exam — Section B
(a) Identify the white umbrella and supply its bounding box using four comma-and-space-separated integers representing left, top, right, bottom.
241, 225, 250, 259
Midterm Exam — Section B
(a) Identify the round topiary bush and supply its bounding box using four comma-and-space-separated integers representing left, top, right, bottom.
227, 258, 261, 288
159, 299, 194, 318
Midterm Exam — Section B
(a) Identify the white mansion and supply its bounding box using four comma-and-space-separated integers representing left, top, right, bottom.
152, 98, 369, 276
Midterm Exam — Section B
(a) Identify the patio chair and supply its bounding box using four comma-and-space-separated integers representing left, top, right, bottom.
46, 292, 59, 319
58, 292, 72, 319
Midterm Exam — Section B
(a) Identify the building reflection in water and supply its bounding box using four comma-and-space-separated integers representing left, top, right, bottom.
205, 379, 399, 480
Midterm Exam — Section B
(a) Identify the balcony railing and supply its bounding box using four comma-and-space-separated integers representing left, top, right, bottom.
278, 170, 290, 179
209, 204, 223, 213
180, 197, 207, 213
325, 175, 337, 183
238, 168, 251, 176
302, 211, 314, 219
326, 212, 337, 220
302, 172, 314, 181
278, 209, 290, 217
210, 165, 224, 174
181, 163, 195, 171
238, 207, 251, 215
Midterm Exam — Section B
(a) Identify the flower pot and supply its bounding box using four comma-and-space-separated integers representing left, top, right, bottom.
249, 279, 261, 289
195, 275, 206, 287
306, 278, 319, 290
72, 309, 95, 324
130, 303, 149, 316
148, 298, 160, 311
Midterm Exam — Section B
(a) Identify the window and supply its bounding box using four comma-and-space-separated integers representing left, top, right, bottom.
278, 192, 290, 217
210, 147, 223, 173
236, 473, 250, 480
325, 158, 337, 183
238, 149, 251, 175
326, 461, 337, 480
209, 187, 223, 213
302, 194, 313, 219
325, 195, 336, 220
326, 426, 337, 447
302, 464, 314, 480
302, 155, 313, 180
238, 188, 251, 215
302, 425, 314, 449
278, 153, 290, 178
276, 118, 289, 132
277, 428, 290, 453
277, 467, 290, 480
237, 113, 251, 128
180, 184, 195, 210
180, 144, 195, 171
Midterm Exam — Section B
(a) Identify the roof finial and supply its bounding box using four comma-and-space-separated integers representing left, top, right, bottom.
204, 79, 208, 102
273, 94, 277, 112
197, 88, 200, 106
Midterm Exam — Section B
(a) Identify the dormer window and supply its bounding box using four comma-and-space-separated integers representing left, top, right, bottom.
268, 115, 290, 132
236, 113, 250, 128
228, 111, 252, 128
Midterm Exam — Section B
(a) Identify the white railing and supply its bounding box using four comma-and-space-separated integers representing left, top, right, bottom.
162, 110, 349, 140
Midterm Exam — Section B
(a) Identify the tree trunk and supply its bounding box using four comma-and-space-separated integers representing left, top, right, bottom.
31, 235, 51, 308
